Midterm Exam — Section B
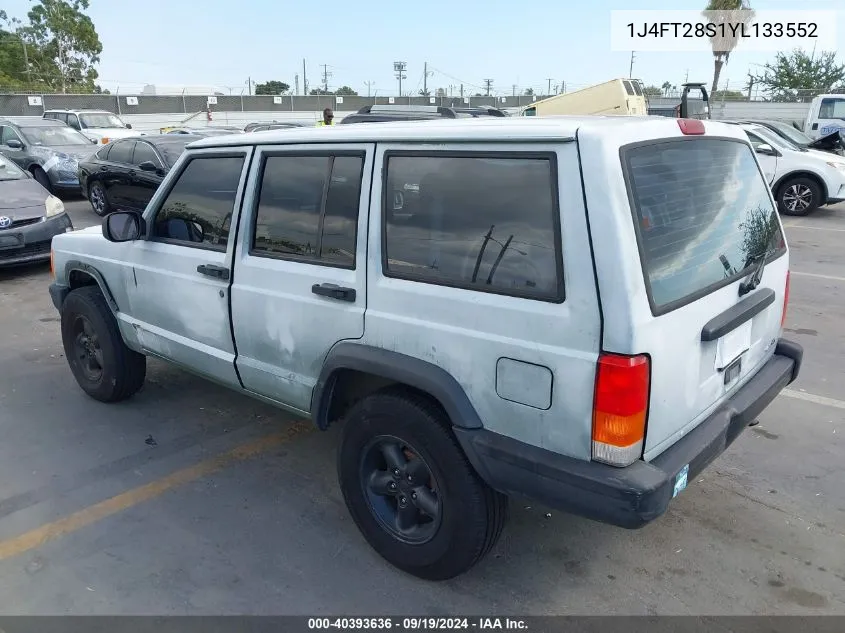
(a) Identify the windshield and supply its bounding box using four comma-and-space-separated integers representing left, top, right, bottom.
80, 113, 126, 128
625, 138, 785, 312
21, 125, 92, 146
153, 139, 192, 167
765, 121, 813, 146
0, 153, 26, 180
753, 126, 801, 152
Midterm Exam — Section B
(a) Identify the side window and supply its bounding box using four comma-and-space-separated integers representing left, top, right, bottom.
153, 156, 245, 250
745, 131, 766, 150
107, 140, 135, 164
1, 126, 21, 145
132, 142, 161, 167
383, 153, 562, 301
55, 113, 68, 124
96, 144, 112, 160
623, 80, 636, 96
251, 154, 363, 267
818, 97, 845, 119
67, 114, 80, 130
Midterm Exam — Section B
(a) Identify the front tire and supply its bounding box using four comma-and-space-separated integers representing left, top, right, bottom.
777, 176, 821, 216
337, 387, 508, 580
60, 286, 146, 402
32, 167, 52, 194
88, 180, 111, 217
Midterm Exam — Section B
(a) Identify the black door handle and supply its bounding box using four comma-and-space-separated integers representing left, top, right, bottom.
311, 283, 356, 302
196, 264, 230, 280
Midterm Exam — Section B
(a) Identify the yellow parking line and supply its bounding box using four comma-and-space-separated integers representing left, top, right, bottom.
0, 421, 312, 562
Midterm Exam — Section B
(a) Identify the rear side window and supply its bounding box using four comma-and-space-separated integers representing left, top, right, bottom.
624, 139, 785, 313
623, 80, 635, 96
108, 140, 135, 164
252, 154, 363, 267
383, 153, 563, 301
132, 142, 160, 167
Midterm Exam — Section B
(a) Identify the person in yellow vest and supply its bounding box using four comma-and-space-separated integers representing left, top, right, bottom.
316, 108, 334, 126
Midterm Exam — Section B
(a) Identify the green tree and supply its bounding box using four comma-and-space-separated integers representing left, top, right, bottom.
524, 87, 534, 96
661, 81, 672, 95
643, 85, 663, 97
26, 0, 102, 93
752, 49, 845, 102
310, 87, 332, 95
418, 88, 430, 96
335, 85, 357, 96
711, 89, 745, 100
703, 0, 754, 97
254, 80, 289, 95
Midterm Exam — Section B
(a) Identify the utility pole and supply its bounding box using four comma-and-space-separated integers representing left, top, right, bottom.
460, 84, 464, 100
684, 68, 689, 83
629, 51, 635, 78
364, 80, 375, 97
294, 74, 299, 96
746, 72, 754, 100
247, 76, 252, 96
483, 78, 493, 96
512, 84, 517, 96
302, 58, 308, 95
546, 78, 553, 96
320, 64, 332, 93
393, 61, 407, 96
423, 62, 433, 95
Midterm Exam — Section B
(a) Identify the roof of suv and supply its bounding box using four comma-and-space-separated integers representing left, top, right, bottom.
0, 117, 67, 127
189, 116, 748, 149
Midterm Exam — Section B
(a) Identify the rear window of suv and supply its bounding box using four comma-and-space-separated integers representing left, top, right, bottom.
624, 138, 785, 313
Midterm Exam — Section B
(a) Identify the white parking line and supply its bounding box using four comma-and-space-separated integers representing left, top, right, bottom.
781, 389, 845, 410
784, 225, 845, 232
791, 271, 845, 282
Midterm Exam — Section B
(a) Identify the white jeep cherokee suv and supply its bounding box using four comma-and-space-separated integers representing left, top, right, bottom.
48, 117, 802, 579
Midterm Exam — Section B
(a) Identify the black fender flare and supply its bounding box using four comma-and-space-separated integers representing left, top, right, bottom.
310, 342, 484, 431
62, 260, 120, 313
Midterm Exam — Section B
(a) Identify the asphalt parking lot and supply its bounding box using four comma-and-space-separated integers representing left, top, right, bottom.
0, 196, 843, 615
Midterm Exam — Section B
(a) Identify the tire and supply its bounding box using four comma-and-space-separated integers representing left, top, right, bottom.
88, 180, 111, 217
60, 285, 146, 402
337, 387, 508, 580
777, 176, 822, 216
32, 167, 53, 194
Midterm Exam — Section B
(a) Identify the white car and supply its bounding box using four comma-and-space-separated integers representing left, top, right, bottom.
42, 109, 140, 145
734, 122, 845, 216
803, 94, 845, 139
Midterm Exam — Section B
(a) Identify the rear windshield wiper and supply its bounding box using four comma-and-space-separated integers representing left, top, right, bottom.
738, 250, 770, 296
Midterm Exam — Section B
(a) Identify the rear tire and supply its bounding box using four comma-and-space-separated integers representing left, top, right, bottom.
32, 167, 52, 194
60, 286, 146, 402
777, 176, 821, 216
88, 180, 111, 217
337, 387, 508, 580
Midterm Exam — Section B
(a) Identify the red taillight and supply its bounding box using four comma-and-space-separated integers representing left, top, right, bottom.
782, 270, 790, 327
677, 118, 705, 135
592, 353, 650, 466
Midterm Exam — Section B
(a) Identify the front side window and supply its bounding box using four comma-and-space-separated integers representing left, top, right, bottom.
0, 126, 21, 146
383, 153, 563, 301
67, 114, 81, 130
819, 97, 845, 120
80, 113, 126, 128
153, 156, 245, 250
252, 154, 363, 267
625, 139, 785, 312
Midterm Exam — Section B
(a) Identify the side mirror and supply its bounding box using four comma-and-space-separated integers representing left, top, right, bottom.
755, 143, 776, 156
91, 138, 98, 144
138, 160, 158, 172
103, 211, 143, 242
126, 123, 132, 129
5, 139, 23, 149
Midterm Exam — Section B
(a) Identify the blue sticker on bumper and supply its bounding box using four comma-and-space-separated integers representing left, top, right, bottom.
673, 464, 689, 498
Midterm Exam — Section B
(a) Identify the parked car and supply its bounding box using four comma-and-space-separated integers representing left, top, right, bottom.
0, 118, 97, 194
164, 127, 243, 137
803, 94, 845, 139
730, 122, 845, 215
247, 123, 307, 132
243, 120, 301, 132
0, 153, 73, 267
78, 134, 201, 216
43, 109, 138, 144
48, 117, 801, 580
731, 119, 845, 156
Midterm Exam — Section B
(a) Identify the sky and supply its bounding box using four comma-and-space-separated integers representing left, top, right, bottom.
3, 0, 844, 96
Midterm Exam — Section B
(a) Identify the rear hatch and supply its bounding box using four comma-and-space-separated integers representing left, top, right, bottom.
621, 129, 789, 461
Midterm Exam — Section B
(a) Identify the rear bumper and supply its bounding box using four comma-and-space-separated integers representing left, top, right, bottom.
456, 338, 803, 529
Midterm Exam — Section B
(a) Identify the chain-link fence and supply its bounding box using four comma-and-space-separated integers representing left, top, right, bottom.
0, 93, 547, 118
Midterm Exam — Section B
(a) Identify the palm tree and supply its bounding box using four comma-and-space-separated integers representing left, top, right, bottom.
704, 0, 755, 96
661, 81, 672, 96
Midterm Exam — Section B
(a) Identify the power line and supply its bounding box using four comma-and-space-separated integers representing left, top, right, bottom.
364, 80, 375, 97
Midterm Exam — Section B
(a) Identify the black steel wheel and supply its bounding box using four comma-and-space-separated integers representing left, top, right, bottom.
338, 387, 508, 580
60, 286, 146, 402
359, 435, 442, 545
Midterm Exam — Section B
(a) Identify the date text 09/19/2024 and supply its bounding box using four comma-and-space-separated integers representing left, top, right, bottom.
307, 618, 529, 630
627, 21, 818, 39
